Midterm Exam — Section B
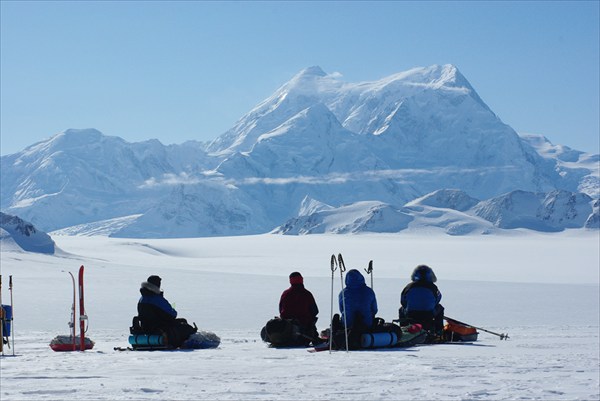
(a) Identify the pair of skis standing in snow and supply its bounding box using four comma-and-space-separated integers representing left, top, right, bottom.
50, 265, 94, 351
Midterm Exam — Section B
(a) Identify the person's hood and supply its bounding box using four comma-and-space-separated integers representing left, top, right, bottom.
140, 281, 162, 295
345, 269, 366, 288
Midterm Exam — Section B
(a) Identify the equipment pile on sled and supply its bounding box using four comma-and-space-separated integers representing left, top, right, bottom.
125, 316, 220, 351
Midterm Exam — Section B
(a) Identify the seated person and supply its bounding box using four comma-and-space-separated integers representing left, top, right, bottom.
136, 275, 196, 348
278, 272, 321, 344
339, 269, 378, 331
399, 265, 444, 334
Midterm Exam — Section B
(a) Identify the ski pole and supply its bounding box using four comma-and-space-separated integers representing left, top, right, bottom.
9, 276, 14, 355
329, 254, 337, 353
364, 260, 373, 290
445, 316, 509, 340
337, 253, 349, 352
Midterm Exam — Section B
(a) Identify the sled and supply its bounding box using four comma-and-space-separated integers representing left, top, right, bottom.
123, 330, 220, 351
309, 326, 427, 353
322, 320, 427, 351
50, 335, 94, 352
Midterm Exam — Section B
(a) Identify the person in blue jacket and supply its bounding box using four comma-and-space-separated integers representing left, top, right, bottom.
339, 269, 378, 330
399, 265, 444, 334
138, 275, 177, 330
137, 275, 196, 348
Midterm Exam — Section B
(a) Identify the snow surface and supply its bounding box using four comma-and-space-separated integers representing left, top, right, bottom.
1, 232, 598, 400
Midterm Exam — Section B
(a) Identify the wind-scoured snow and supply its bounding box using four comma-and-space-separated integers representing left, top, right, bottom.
0, 233, 598, 400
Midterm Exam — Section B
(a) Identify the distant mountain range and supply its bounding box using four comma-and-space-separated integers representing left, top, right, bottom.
1, 64, 598, 238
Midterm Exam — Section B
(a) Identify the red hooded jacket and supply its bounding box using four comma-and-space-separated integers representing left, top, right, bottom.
279, 284, 319, 327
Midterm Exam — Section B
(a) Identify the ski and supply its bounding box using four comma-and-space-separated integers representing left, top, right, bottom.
78, 265, 87, 351
68, 272, 76, 351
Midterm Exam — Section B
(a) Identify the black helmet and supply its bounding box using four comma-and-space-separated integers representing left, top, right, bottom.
411, 265, 437, 283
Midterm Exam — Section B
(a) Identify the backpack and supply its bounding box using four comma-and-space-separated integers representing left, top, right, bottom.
261, 317, 308, 347
443, 321, 478, 342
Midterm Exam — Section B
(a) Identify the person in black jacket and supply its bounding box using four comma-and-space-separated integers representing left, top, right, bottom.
137, 275, 196, 348
399, 265, 444, 334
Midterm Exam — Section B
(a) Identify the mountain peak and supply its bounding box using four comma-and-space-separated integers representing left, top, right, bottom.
435, 64, 472, 89
50, 128, 105, 147
295, 66, 327, 78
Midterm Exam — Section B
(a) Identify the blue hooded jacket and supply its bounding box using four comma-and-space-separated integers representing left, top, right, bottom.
339, 269, 378, 328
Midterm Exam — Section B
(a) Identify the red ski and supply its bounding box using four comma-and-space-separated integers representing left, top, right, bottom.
78, 265, 87, 351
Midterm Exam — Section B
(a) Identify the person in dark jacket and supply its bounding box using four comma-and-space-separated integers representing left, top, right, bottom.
399, 265, 444, 334
279, 272, 320, 342
137, 275, 196, 348
339, 269, 378, 330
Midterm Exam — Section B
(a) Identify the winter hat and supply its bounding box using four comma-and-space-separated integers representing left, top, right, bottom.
141, 275, 162, 294
411, 265, 437, 283
289, 272, 303, 285
147, 275, 162, 288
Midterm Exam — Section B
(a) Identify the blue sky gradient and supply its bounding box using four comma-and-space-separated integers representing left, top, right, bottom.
1, 1, 598, 155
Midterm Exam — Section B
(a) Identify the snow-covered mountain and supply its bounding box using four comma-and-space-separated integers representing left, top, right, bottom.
0, 212, 55, 253
274, 189, 597, 235
1, 128, 215, 230
1, 65, 598, 237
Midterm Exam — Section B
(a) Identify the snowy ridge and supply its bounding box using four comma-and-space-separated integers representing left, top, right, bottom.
1, 65, 598, 237
275, 189, 597, 235
0, 212, 55, 253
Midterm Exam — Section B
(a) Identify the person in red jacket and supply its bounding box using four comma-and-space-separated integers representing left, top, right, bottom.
279, 272, 320, 343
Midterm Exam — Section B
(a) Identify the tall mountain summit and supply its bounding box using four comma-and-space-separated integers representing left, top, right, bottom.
1, 65, 598, 237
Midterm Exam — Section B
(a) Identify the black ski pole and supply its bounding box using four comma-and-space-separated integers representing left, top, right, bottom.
329, 254, 337, 353
364, 260, 373, 289
9, 276, 14, 354
445, 316, 509, 340
337, 253, 349, 352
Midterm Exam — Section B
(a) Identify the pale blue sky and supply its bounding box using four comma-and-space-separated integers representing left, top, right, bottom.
1, 1, 598, 155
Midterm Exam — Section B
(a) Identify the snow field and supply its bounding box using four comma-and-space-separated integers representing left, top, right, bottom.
1, 232, 598, 400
